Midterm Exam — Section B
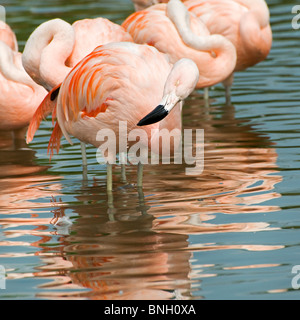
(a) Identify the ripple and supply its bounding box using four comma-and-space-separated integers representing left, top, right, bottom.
1, 0, 300, 300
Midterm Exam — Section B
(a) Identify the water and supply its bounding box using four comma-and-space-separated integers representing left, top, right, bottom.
0, 0, 300, 300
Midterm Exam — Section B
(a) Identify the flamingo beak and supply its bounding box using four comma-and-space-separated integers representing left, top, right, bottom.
137, 92, 180, 126
137, 104, 169, 126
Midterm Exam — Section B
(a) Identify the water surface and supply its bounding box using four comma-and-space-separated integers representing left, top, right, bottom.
0, 0, 300, 300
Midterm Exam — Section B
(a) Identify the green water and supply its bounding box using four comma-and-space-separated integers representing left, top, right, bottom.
0, 0, 300, 300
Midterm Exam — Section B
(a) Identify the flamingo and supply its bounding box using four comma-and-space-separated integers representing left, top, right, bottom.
0, 41, 47, 143
122, 0, 237, 103
184, 0, 272, 104
22, 17, 133, 168
0, 21, 18, 51
27, 42, 199, 191
22, 17, 133, 92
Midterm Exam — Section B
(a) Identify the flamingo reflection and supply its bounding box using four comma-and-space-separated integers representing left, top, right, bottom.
14, 99, 283, 300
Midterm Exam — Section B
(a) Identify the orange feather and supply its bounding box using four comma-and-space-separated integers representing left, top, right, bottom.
26, 83, 61, 143
47, 121, 63, 159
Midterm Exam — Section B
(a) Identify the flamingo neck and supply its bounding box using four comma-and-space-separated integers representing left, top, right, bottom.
0, 21, 18, 51
166, 0, 211, 51
22, 18, 76, 91
196, 35, 237, 87
0, 41, 36, 88
166, 0, 236, 87
168, 16, 237, 87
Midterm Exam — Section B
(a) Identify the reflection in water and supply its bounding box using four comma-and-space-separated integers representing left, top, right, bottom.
0, 98, 284, 299
141, 101, 282, 235
0, 145, 61, 213
0, 140, 62, 263
37, 203, 193, 300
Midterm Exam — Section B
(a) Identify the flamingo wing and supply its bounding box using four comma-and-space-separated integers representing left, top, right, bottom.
26, 84, 61, 143
52, 42, 172, 154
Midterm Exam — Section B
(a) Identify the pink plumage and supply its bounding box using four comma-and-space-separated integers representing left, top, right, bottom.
122, 2, 237, 89
0, 24, 47, 138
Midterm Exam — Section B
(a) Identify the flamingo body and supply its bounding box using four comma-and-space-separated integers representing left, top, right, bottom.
66, 18, 134, 68
27, 42, 199, 191
54, 42, 194, 154
24, 17, 134, 147
185, 0, 272, 71
0, 41, 47, 133
122, 2, 237, 89
22, 17, 133, 91
0, 21, 18, 51
27, 42, 199, 190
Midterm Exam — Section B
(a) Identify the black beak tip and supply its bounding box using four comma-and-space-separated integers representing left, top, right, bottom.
50, 86, 60, 101
137, 105, 169, 126
137, 119, 145, 126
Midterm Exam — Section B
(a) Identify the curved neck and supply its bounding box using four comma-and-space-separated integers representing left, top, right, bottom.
0, 21, 18, 51
167, 0, 210, 51
22, 18, 76, 91
167, 0, 232, 52
0, 41, 36, 88
192, 35, 237, 87
166, 0, 237, 87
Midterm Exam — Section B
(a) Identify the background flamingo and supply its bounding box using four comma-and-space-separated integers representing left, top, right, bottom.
185, 0, 272, 104
27, 42, 199, 191
22, 17, 133, 92
23, 17, 133, 167
0, 25, 47, 145
0, 21, 18, 51
122, 0, 237, 102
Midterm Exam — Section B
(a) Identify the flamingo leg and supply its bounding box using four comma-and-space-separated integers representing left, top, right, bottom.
107, 163, 113, 192
80, 142, 88, 180
120, 152, 127, 183
80, 142, 87, 166
222, 73, 234, 106
203, 87, 210, 108
121, 165, 126, 183
203, 87, 209, 100
225, 85, 232, 106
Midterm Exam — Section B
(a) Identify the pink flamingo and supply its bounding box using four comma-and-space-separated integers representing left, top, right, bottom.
122, 0, 236, 102
0, 40, 47, 142
27, 42, 199, 190
185, 0, 272, 104
22, 17, 133, 166
0, 21, 18, 51
22, 17, 133, 91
